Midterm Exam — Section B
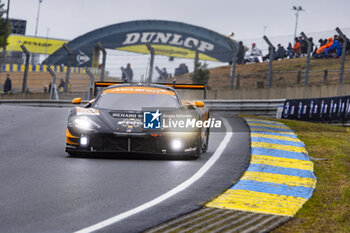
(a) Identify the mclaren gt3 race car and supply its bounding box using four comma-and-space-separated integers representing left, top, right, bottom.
65, 82, 210, 158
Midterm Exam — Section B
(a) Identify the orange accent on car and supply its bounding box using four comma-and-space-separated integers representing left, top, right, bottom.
95, 82, 120, 86
66, 128, 79, 138
162, 84, 205, 89
194, 101, 205, 108
72, 97, 82, 104
66, 137, 79, 145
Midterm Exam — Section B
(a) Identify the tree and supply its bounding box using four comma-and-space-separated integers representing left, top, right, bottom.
190, 62, 210, 86
0, 0, 9, 50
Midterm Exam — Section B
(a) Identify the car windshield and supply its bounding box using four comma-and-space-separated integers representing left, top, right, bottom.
93, 93, 180, 111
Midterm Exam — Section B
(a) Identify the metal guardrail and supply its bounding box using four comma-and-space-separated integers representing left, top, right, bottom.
0, 99, 75, 108
0, 99, 286, 115
204, 99, 285, 116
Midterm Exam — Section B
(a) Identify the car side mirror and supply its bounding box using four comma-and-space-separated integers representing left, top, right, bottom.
72, 97, 82, 104
195, 101, 205, 108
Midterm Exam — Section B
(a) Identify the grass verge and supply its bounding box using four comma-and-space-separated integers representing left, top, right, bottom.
242, 115, 350, 233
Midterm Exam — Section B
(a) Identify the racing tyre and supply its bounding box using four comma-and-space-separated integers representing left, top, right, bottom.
202, 128, 209, 153
194, 135, 202, 159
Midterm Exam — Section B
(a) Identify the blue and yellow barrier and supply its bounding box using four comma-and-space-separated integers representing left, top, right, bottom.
1, 64, 100, 75
206, 118, 317, 216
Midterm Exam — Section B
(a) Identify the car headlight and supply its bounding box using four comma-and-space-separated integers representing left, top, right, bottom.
171, 139, 183, 151
74, 116, 100, 132
80, 136, 89, 147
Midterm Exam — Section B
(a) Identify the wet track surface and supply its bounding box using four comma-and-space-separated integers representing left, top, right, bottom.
0, 105, 250, 233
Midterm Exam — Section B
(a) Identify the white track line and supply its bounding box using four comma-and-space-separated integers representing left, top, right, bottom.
75, 118, 233, 233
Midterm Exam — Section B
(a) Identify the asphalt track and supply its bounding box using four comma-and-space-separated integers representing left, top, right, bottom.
0, 105, 250, 233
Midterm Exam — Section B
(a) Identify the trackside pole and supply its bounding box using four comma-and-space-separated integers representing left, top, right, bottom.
189, 41, 199, 72
85, 67, 95, 100
97, 42, 106, 81
336, 27, 348, 84
146, 43, 155, 82
263, 36, 275, 88
20, 44, 30, 93
47, 66, 59, 100
63, 43, 72, 93
301, 32, 312, 86
225, 37, 239, 90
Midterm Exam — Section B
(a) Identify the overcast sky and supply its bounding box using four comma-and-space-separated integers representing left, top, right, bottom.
8, 0, 350, 41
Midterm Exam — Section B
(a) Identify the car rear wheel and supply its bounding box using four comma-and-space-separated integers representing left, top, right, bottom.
202, 128, 209, 153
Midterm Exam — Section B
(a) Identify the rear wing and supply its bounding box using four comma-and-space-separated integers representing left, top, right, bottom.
94, 82, 207, 99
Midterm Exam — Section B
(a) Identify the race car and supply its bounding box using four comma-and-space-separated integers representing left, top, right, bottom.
65, 82, 210, 158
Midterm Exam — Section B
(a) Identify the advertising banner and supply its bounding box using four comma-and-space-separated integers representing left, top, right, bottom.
282, 96, 350, 122
4, 34, 67, 55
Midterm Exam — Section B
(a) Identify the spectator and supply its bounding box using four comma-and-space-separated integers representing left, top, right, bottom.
286, 42, 295, 58
263, 47, 276, 61
121, 63, 133, 82
293, 37, 301, 57
3, 74, 12, 93
325, 35, 342, 58
174, 63, 189, 76
155, 66, 169, 82
316, 37, 333, 58
274, 44, 286, 60
58, 78, 65, 92
245, 43, 263, 63
43, 82, 49, 93
319, 39, 326, 46
309, 37, 315, 52
299, 36, 307, 56
236, 41, 245, 64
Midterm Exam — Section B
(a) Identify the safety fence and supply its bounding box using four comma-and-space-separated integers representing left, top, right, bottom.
205, 69, 350, 90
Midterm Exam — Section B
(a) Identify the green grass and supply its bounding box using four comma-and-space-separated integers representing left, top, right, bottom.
242, 115, 350, 233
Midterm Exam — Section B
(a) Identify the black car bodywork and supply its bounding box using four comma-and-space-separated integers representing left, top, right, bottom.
65, 82, 209, 158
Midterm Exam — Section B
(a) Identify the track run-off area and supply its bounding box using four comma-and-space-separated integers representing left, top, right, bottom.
0, 105, 251, 233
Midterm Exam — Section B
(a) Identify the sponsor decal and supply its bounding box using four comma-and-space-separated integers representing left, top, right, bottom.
66, 144, 76, 149
283, 102, 290, 118
76, 108, 100, 115
121, 32, 214, 53
184, 147, 197, 152
76, 50, 90, 65
117, 118, 142, 128
329, 100, 334, 117
320, 100, 324, 117
104, 87, 174, 95
309, 101, 314, 118
303, 105, 307, 114
298, 102, 302, 119
111, 112, 143, 118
